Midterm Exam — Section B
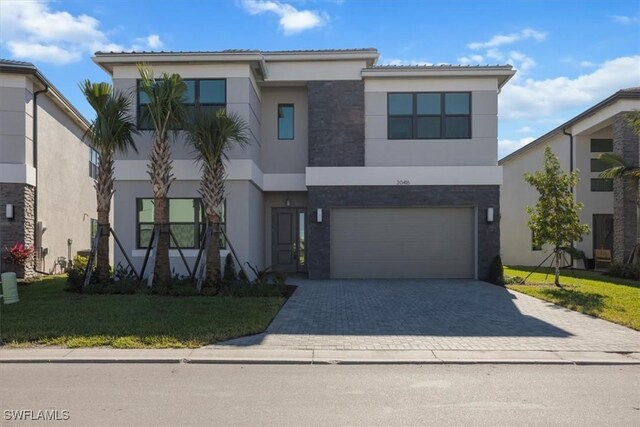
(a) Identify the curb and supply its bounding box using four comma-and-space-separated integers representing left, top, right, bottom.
1, 349, 639, 366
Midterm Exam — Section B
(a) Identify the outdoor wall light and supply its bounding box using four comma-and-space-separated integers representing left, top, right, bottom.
285, 197, 291, 207
487, 207, 494, 223
5, 204, 14, 220
316, 208, 323, 223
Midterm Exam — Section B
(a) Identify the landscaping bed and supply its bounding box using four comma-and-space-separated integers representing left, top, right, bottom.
505, 266, 640, 330
0, 275, 287, 348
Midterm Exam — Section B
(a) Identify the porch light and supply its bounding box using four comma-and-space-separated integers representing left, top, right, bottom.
487, 207, 494, 223
5, 204, 14, 220
316, 208, 323, 223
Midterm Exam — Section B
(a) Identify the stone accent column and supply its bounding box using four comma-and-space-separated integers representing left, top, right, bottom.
0, 183, 36, 278
308, 81, 365, 167
612, 112, 639, 263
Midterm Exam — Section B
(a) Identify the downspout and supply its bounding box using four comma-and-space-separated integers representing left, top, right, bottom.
562, 128, 575, 268
33, 84, 49, 274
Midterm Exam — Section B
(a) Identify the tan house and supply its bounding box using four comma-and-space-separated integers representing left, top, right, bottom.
0, 59, 97, 277
500, 88, 640, 268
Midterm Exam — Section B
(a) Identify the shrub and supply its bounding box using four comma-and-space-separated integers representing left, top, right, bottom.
222, 253, 237, 284
4, 242, 35, 265
66, 255, 95, 293
604, 263, 640, 280
504, 275, 526, 285
486, 255, 505, 286
84, 280, 144, 295
152, 279, 200, 296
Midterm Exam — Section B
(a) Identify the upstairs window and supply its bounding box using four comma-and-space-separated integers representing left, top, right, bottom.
89, 148, 99, 179
388, 92, 471, 139
137, 79, 226, 130
278, 104, 294, 140
590, 138, 613, 192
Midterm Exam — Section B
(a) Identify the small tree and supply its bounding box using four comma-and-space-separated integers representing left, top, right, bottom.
524, 146, 590, 286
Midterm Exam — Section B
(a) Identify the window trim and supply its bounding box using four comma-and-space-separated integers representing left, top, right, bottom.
277, 103, 295, 140
387, 92, 472, 140
135, 198, 227, 250
89, 148, 99, 179
136, 78, 227, 131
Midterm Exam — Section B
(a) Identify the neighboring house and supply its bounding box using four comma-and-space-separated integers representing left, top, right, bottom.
0, 59, 97, 278
93, 48, 514, 280
500, 88, 640, 267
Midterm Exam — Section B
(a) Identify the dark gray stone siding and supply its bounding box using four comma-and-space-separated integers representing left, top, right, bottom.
307, 185, 500, 280
612, 112, 639, 263
0, 183, 35, 278
308, 81, 365, 166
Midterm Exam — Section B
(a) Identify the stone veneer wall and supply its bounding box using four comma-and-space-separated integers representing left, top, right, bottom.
612, 112, 639, 263
307, 185, 500, 280
0, 183, 35, 278
307, 81, 365, 167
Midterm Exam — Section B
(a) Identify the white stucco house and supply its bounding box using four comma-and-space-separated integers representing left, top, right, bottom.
93, 48, 515, 280
500, 88, 640, 268
0, 59, 98, 277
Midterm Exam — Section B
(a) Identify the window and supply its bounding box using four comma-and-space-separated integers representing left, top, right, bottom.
531, 230, 542, 251
89, 148, 99, 179
278, 104, 294, 140
136, 198, 226, 249
590, 158, 609, 173
90, 218, 98, 245
590, 139, 613, 152
388, 92, 471, 139
137, 79, 226, 130
591, 178, 613, 192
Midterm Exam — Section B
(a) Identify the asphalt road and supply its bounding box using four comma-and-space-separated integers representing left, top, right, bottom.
1, 363, 638, 426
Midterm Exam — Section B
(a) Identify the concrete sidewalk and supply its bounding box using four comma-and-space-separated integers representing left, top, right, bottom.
1, 347, 639, 365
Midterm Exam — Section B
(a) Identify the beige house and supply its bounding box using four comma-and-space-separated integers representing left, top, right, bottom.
94, 48, 514, 280
500, 88, 640, 268
0, 59, 97, 277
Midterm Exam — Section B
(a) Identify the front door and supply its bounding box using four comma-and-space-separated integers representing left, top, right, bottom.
272, 208, 307, 273
593, 214, 614, 255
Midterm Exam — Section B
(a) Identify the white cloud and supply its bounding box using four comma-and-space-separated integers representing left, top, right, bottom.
499, 137, 535, 151
458, 54, 484, 65
145, 34, 163, 49
611, 15, 640, 24
516, 126, 533, 134
499, 56, 640, 120
241, 0, 328, 35
580, 60, 596, 68
0, 0, 164, 64
468, 28, 547, 50
379, 57, 432, 66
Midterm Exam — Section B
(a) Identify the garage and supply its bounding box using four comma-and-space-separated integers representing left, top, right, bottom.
330, 207, 475, 279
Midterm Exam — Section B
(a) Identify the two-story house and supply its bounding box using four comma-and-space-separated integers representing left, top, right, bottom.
93, 49, 514, 280
500, 88, 640, 267
0, 59, 97, 278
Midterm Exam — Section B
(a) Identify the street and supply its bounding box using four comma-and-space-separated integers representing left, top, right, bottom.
1, 363, 638, 426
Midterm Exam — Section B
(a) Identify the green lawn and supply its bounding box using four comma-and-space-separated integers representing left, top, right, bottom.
0, 276, 285, 348
505, 266, 640, 330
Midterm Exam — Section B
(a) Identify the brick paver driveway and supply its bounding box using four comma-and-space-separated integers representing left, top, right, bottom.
216, 279, 640, 352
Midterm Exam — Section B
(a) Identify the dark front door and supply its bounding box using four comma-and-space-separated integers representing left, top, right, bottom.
272, 208, 307, 273
593, 214, 614, 255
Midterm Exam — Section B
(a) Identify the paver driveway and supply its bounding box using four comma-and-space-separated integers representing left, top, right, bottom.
215, 279, 640, 352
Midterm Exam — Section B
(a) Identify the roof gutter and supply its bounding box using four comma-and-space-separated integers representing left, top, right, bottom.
32, 84, 50, 275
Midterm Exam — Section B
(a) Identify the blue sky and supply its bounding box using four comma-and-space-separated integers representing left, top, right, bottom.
1, 0, 639, 158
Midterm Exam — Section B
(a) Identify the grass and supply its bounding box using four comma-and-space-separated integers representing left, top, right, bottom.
0, 276, 285, 348
505, 266, 640, 330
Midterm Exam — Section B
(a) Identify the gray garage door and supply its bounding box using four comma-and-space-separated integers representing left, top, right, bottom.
330, 207, 475, 279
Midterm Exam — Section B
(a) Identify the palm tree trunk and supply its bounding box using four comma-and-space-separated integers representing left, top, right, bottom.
206, 214, 221, 284
149, 135, 174, 286
95, 151, 114, 283
201, 160, 225, 285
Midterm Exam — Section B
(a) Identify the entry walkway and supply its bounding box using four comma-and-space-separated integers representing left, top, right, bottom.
215, 279, 640, 352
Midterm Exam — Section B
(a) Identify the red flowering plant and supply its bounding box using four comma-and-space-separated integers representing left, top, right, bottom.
4, 242, 35, 266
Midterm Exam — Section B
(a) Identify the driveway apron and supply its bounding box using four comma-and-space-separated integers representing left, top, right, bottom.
214, 279, 640, 352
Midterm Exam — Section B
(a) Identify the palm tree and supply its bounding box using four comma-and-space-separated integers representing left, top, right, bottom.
81, 81, 138, 283
185, 108, 249, 284
599, 152, 640, 264
137, 64, 187, 285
